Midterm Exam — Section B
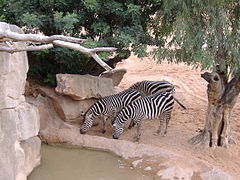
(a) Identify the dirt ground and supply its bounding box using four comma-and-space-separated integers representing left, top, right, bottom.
84, 54, 240, 179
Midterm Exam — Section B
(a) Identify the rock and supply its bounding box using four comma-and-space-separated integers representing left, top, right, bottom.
132, 159, 143, 168
55, 74, 114, 100
26, 94, 102, 143
0, 105, 38, 179
100, 68, 127, 86
16, 102, 40, 141
0, 23, 28, 109
0, 109, 19, 180
38, 88, 97, 122
28, 95, 69, 140
15, 141, 26, 180
157, 166, 193, 180
20, 137, 41, 176
144, 166, 152, 171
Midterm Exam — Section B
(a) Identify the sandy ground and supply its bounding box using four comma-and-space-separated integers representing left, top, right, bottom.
85, 54, 240, 179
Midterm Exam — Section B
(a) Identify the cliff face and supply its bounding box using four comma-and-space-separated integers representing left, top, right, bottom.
0, 22, 41, 180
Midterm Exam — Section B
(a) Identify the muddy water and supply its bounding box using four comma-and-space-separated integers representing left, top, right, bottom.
28, 144, 152, 180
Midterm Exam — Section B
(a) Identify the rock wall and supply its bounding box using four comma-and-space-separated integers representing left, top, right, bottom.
0, 22, 41, 180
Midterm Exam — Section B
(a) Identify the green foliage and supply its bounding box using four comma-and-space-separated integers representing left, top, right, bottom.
2, 0, 238, 83
43, 74, 56, 86
152, 0, 240, 78
1, 0, 164, 85
53, 11, 79, 34
21, 13, 43, 28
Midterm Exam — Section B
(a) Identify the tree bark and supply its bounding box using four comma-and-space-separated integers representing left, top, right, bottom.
189, 72, 240, 148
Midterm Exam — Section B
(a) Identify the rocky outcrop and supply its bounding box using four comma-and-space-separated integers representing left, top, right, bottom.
0, 22, 41, 180
100, 68, 127, 86
55, 74, 114, 100
38, 88, 97, 122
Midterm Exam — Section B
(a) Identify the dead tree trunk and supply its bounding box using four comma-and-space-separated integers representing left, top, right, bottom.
190, 72, 240, 148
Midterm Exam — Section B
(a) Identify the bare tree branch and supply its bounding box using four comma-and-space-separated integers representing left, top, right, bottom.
91, 47, 118, 53
0, 29, 117, 72
53, 40, 115, 71
0, 44, 54, 53
91, 53, 112, 71
0, 30, 86, 44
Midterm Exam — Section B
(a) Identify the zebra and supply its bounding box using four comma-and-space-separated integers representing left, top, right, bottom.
80, 88, 141, 134
112, 89, 174, 142
129, 80, 186, 109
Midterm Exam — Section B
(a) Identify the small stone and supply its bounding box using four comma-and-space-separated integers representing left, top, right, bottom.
144, 166, 152, 171
132, 159, 143, 168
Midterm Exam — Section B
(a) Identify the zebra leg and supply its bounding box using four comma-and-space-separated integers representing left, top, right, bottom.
128, 119, 135, 129
110, 112, 117, 125
101, 116, 108, 134
135, 120, 142, 142
156, 114, 165, 135
164, 112, 171, 135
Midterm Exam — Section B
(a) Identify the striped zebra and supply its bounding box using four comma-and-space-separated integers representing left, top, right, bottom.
129, 80, 186, 109
112, 89, 174, 142
80, 88, 141, 134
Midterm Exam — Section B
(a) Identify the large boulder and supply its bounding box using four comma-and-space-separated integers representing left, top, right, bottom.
55, 74, 114, 100
38, 88, 97, 122
100, 68, 127, 86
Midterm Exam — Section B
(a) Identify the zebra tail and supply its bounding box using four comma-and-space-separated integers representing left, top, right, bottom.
174, 98, 187, 109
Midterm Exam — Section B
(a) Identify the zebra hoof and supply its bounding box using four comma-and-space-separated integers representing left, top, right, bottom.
135, 139, 140, 143
133, 136, 140, 143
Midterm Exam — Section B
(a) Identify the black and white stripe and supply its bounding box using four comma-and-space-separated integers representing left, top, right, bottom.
80, 88, 141, 134
112, 89, 174, 141
129, 80, 186, 109
129, 80, 174, 96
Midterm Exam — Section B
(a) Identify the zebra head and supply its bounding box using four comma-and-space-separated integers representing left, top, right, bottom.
112, 122, 123, 139
112, 114, 125, 139
112, 107, 131, 139
80, 112, 94, 134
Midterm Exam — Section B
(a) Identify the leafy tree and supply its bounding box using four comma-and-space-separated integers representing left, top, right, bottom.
152, 0, 240, 148
0, 0, 163, 84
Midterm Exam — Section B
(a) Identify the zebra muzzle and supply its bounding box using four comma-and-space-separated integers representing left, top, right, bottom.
112, 135, 119, 139
80, 129, 86, 134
